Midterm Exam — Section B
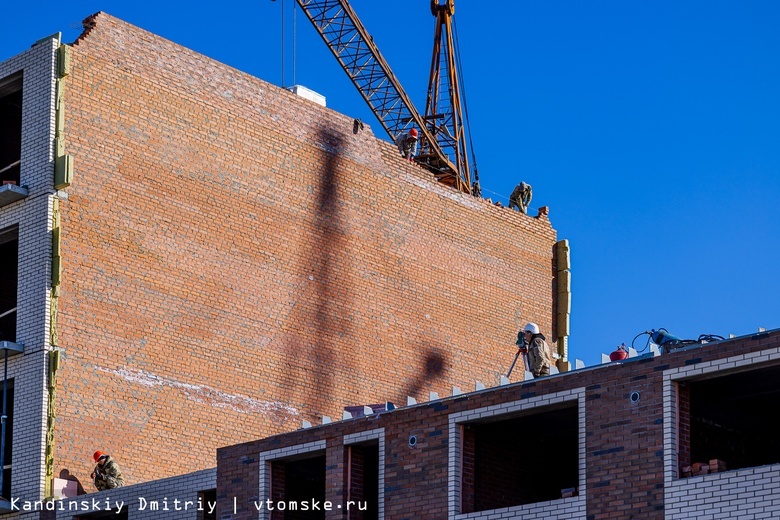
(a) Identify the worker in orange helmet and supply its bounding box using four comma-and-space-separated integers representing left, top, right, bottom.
91, 450, 125, 491
395, 127, 419, 162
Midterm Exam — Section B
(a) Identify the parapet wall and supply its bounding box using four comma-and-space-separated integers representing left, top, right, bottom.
54, 12, 558, 485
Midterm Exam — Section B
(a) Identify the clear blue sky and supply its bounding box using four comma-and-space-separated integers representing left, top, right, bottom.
2, 1, 778, 367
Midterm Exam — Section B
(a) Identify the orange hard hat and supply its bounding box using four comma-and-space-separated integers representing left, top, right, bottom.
93, 450, 105, 462
409, 128, 418, 138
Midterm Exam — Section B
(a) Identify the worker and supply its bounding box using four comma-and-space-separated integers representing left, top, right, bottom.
508, 181, 532, 214
91, 450, 125, 491
518, 322, 551, 377
395, 128, 419, 162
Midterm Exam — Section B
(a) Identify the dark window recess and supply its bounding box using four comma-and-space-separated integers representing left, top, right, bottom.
0, 73, 23, 186
1, 380, 12, 500
270, 453, 326, 520
346, 442, 379, 520
461, 404, 579, 514
683, 364, 780, 473
0, 225, 18, 342
199, 489, 217, 520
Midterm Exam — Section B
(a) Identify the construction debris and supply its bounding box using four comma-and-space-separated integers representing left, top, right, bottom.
681, 459, 728, 477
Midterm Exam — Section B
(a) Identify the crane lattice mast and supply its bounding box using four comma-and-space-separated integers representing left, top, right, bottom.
296, 0, 474, 194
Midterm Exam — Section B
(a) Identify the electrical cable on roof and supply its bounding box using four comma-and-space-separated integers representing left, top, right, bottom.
632, 328, 725, 355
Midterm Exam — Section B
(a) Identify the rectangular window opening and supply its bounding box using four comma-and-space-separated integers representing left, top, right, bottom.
461, 404, 579, 513
679, 363, 780, 476
0, 73, 23, 186
270, 451, 326, 520
0, 225, 19, 342
1, 379, 13, 499
199, 489, 217, 520
345, 441, 379, 520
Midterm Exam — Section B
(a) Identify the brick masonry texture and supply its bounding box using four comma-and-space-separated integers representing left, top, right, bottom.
53, 13, 559, 488
1, 35, 61, 502
216, 330, 780, 520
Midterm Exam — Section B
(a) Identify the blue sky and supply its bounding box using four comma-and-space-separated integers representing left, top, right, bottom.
2, 1, 778, 367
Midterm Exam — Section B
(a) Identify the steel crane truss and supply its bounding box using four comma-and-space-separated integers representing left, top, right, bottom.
296, 0, 468, 192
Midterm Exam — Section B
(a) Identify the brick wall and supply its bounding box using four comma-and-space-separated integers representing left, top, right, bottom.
215, 330, 780, 520
53, 12, 559, 489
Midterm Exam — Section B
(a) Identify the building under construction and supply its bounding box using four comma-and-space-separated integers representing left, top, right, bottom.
5, 9, 777, 520
0, 12, 568, 515
208, 328, 780, 520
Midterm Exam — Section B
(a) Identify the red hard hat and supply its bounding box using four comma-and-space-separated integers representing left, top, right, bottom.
409, 128, 418, 138
93, 451, 105, 462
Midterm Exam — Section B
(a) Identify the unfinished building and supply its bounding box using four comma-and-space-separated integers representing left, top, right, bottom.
0, 12, 566, 513
213, 329, 780, 520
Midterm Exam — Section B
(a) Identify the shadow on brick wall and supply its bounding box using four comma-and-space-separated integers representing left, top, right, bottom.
281, 127, 350, 413
401, 347, 447, 402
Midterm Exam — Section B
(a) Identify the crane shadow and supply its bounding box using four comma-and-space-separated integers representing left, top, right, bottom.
282, 126, 352, 415
400, 346, 448, 402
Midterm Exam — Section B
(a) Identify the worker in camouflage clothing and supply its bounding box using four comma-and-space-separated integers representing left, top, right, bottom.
509, 181, 532, 214
91, 450, 125, 491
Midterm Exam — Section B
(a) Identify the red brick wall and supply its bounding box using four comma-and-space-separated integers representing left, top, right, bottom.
677, 381, 691, 472
53, 12, 558, 487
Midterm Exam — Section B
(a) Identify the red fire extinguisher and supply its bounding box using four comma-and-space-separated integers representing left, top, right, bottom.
609, 343, 629, 361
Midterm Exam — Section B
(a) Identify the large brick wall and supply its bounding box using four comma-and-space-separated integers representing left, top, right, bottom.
53, 13, 559, 488
216, 330, 780, 520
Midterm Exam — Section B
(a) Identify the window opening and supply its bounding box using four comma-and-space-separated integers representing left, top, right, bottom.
199, 489, 217, 520
0, 73, 23, 187
679, 364, 780, 476
0, 379, 11, 499
270, 453, 326, 520
461, 404, 578, 513
0, 225, 19, 342
345, 441, 378, 520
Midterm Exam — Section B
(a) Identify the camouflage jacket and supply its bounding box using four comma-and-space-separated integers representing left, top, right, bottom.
509, 182, 532, 211
527, 334, 551, 377
94, 455, 125, 491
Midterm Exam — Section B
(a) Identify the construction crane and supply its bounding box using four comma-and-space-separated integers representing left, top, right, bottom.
295, 0, 478, 195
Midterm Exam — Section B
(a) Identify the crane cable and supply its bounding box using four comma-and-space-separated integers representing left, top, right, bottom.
453, 17, 480, 197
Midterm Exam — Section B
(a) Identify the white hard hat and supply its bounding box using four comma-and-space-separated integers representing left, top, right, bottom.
524, 322, 540, 334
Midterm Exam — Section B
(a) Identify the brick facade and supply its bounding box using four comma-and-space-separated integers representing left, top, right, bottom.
43, 11, 560, 492
215, 329, 780, 520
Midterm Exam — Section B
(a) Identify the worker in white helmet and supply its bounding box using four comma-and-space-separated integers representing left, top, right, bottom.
518, 322, 551, 377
